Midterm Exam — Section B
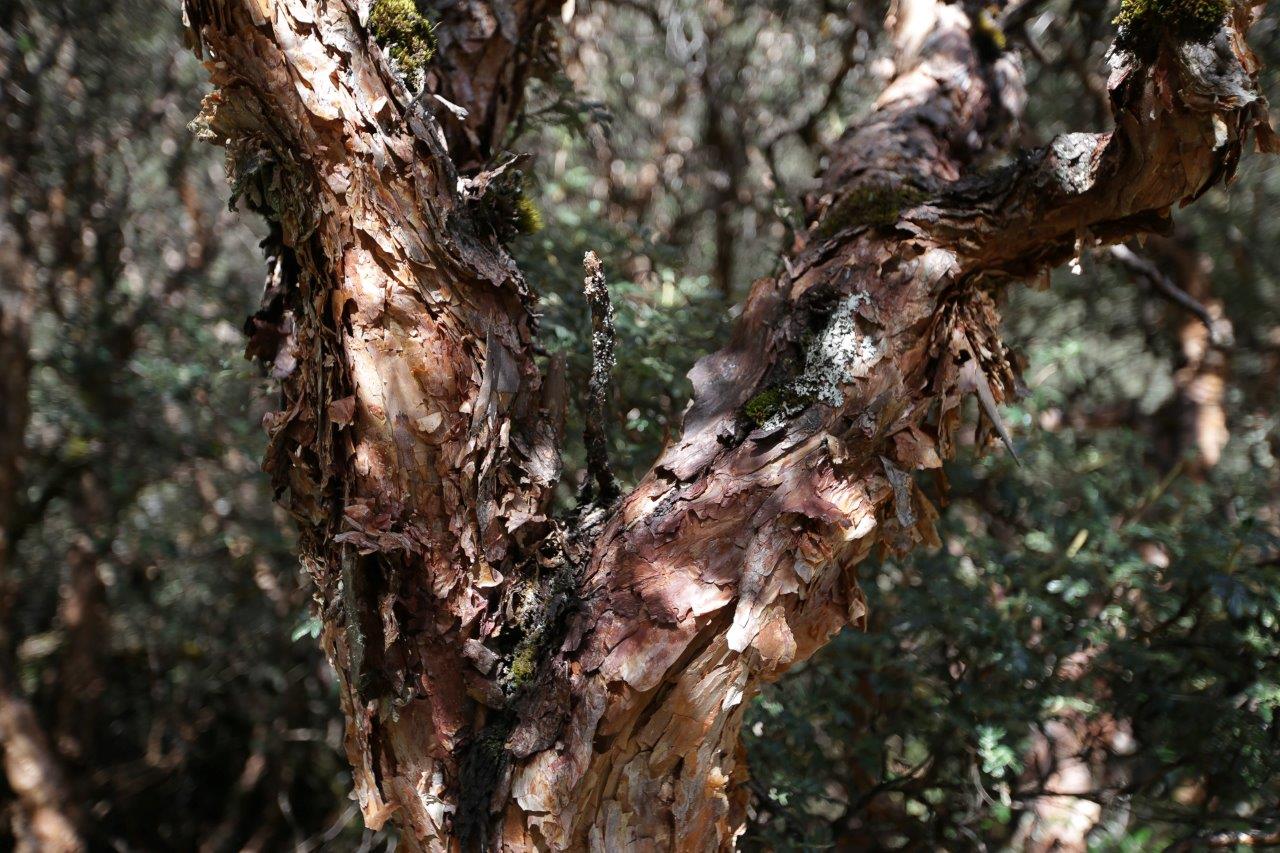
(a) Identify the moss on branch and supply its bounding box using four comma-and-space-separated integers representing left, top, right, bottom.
368, 0, 436, 86
973, 6, 1008, 60
1114, 0, 1229, 49
743, 386, 806, 428
815, 182, 927, 239
471, 171, 544, 243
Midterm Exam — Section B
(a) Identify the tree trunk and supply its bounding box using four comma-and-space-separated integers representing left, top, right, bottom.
0, 233, 83, 853
0, 33, 86, 847
0, 218, 85, 853
1158, 236, 1231, 473
182, 0, 1274, 848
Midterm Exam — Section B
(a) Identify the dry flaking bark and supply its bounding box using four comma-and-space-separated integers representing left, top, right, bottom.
181, 0, 1274, 848
423, 0, 558, 171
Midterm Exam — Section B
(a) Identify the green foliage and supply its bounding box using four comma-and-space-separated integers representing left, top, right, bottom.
514, 149, 728, 494
3, 1, 371, 847
368, 0, 436, 86
746, 423, 1280, 849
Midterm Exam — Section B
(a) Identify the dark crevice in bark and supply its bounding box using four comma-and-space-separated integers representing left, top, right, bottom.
457, 522, 584, 848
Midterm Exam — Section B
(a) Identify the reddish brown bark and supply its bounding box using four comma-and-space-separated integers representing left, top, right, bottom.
423, 0, 557, 171
182, 0, 1274, 848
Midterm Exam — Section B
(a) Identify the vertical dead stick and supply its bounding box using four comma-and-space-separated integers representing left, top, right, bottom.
581, 252, 619, 504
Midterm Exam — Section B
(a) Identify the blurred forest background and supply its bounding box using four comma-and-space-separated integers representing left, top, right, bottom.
2, 0, 1279, 849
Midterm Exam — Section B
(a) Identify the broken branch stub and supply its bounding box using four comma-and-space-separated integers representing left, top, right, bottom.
580, 251, 619, 505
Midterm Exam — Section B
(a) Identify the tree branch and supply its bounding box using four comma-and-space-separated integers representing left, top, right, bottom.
182, 0, 1273, 848
580, 251, 619, 505
914, 3, 1277, 278
1109, 243, 1223, 345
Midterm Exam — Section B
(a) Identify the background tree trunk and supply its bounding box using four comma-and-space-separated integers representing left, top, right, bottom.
0, 257, 83, 852
0, 28, 86, 848
182, 0, 1274, 848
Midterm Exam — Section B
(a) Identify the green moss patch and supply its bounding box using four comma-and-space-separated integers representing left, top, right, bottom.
369, 0, 436, 85
744, 386, 804, 428
514, 194, 544, 235
815, 183, 927, 239
474, 179, 544, 243
1115, 0, 1228, 49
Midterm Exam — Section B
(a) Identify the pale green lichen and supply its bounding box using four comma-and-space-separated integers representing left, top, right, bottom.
741, 293, 883, 431
498, 566, 572, 694
369, 0, 436, 87
1114, 0, 1229, 50
792, 293, 882, 407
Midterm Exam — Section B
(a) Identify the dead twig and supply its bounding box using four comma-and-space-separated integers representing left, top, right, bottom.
580, 252, 619, 505
1109, 244, 1227, 347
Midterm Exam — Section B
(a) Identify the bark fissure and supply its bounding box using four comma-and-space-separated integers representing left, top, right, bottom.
181, 0, 1273, 848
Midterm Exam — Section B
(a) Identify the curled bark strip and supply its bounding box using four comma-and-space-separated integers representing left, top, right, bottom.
959, 359, 1020, 463
423, 0, 558, 170
580, 251, 619, 505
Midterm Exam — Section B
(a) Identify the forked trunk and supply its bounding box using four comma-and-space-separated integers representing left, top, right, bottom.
181, 0, 1273, 848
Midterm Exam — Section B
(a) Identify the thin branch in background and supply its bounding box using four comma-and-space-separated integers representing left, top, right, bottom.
1000, 0, 1052, 33
580, 251, 619, 505
1108, 244, 1227, 347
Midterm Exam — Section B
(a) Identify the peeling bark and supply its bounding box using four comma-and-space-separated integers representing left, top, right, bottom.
424, 0, 557, 171
182, 0, 1274, 848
